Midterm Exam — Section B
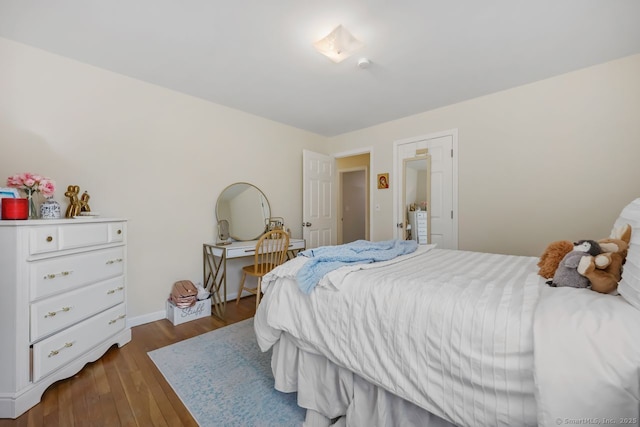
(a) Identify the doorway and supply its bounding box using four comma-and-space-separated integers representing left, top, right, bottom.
302, 149, 371, 248
336, 152, 371, 244
339, 169, 367, 244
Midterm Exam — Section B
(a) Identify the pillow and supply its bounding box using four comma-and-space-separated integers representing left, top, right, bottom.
612, 198, 640, 309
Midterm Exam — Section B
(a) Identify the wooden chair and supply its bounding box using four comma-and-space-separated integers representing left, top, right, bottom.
236, 230, 290, 310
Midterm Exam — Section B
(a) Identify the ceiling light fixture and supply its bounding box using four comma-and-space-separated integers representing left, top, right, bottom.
313, 25, 363, 63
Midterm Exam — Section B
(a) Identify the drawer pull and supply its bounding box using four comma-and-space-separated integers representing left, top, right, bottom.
48, 342, 74, 358
106, 258, 124, 265
108, 314, 126, 325
44, 306, 73, 318
117, 229, 122, 235
43, 270, 74, 280
46, 236, 53, 242
106, 286, 125, 295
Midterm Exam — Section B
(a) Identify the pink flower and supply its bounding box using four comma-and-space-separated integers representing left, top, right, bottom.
20, 172, 33, 183
7, 174, 22, 187
6, 172, 56, 197
39, 179, 56, 198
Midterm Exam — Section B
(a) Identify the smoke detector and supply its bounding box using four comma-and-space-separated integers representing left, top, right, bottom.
357, 58, 371, 69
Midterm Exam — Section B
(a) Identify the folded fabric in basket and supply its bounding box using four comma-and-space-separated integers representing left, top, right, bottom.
170, 280, 198, 308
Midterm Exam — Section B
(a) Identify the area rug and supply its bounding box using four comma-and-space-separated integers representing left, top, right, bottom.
148, 318, 305, 426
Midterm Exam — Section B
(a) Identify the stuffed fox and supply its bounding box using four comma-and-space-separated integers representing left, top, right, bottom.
577, 224, 632, 294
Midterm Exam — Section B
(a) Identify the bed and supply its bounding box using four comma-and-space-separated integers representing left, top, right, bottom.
254, 200, 640, 427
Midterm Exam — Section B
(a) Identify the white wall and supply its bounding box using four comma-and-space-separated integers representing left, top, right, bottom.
0, 38, 326, 322
328, 54, 640, 257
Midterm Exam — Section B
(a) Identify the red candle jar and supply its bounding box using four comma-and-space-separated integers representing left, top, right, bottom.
1, 198, 29, 220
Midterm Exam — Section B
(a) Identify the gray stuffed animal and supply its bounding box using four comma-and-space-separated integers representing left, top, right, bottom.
548, 240, 603, 289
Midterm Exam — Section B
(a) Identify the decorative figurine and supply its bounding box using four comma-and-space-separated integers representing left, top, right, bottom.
64, 185, 82, 218
80, 191, 91, 212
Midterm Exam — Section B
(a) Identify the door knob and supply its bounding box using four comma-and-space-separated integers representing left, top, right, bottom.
302, 222, 312, 227
397, 223, 404, 228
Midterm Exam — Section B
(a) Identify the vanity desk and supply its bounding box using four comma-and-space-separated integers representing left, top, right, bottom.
207, 181, 305, 319
203, 238, 305, 318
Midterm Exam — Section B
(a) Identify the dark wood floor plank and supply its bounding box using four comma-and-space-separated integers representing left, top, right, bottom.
129, 329, 191, 426
70, 369, 92, 426
41, 381, 59, 427
23, 404, 42, 427
56, 380, 74, 426
81, 363, 105, 426
111, 341, 153, 426
87, 358, 115, 424
101, 346, 138, 427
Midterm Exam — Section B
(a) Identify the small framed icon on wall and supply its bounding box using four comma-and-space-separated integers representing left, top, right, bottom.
377, 173, 389, 189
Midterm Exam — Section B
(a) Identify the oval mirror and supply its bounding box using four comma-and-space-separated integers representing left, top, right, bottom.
216, 182, 271, 241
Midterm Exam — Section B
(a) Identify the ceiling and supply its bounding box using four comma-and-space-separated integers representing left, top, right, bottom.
2, 1, 640, 137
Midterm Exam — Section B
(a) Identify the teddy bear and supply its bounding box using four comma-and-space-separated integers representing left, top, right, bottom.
548, 240, 603, 289
576, 224, 632, 294
537, 223, 632, 278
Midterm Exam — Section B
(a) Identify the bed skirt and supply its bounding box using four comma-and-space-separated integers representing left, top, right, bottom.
271, 332, 456, 427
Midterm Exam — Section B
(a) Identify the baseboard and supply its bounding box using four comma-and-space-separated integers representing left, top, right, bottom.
126, 291, 245, 328
127, 310, 166, 328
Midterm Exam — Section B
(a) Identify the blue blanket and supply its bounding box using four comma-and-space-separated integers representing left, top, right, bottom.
296, 239, 419, 294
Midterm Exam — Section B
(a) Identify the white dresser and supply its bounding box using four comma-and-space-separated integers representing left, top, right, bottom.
0, 218, 131, 418
408, 210, 429, 244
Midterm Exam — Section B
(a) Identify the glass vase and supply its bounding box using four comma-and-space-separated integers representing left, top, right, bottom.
25, 189, 39, 219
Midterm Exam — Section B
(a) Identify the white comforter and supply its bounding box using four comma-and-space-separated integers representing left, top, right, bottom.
254, 247, 640, 427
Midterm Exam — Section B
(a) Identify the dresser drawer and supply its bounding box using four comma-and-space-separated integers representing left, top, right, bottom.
30, 247, 125, 300
61, 223, 110, 250
30, 276, 126, 342
227, 246, 255, 258
32, 304, 127, 382
108, 223, 125, 243
29, 226, 60, 254
29, 222, 116, 255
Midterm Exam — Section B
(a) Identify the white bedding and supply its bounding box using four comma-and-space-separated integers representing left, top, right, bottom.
254, 247, 640, 426
533, 286, 640, 425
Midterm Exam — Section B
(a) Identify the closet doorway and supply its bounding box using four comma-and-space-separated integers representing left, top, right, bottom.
337, 152, 370, 245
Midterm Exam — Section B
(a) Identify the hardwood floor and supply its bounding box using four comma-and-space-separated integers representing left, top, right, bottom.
0, 297, 258, 427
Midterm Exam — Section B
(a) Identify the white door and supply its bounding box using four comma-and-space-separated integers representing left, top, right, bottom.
394, 130, 458, 249
303, 150, 335, 248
